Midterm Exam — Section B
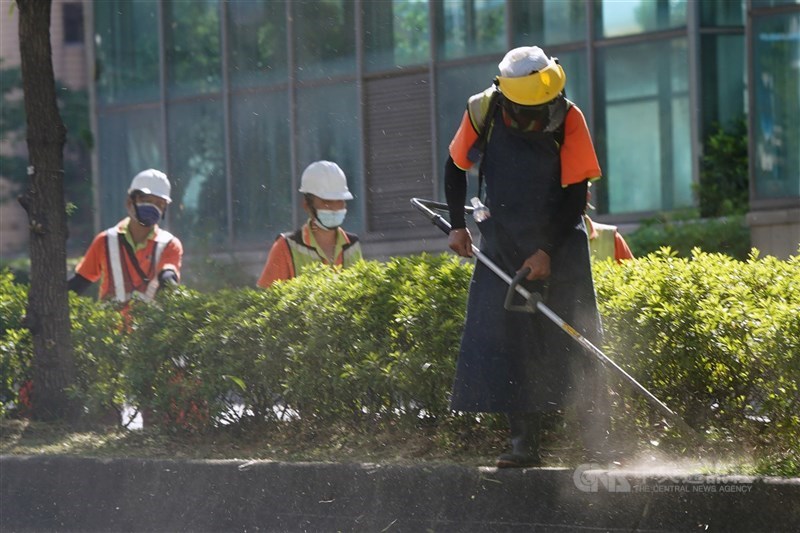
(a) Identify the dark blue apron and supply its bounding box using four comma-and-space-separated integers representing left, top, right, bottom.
450, 107, 602, 413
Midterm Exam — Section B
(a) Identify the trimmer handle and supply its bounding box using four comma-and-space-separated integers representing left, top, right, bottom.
409, 198, 473, 236
503, 267, 541, 314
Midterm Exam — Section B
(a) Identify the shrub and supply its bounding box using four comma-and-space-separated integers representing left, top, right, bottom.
0, 269, 124, 419
179, 253, 256, 291
2, 250, 798, 475
0, 270, 31, 417
593, 249, 800, 466
68, 293, 127, 420
697, 118, 749, 218
626, 214, 751, 260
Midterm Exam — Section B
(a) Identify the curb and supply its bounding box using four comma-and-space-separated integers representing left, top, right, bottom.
2, 456, 799, 532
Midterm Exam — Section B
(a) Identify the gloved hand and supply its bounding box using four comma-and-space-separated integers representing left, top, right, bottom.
67, 273, 92, 295
448, 227, 473, 258
520, 249, 550, 280
158, 269, 179, 288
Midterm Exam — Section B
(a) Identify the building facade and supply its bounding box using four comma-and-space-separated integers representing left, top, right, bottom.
0, 0, 89, 257
4, 0, 797, 267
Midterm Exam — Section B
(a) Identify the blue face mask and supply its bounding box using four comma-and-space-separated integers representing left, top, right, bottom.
315, 209, 347, 229
134, 202, 163, 227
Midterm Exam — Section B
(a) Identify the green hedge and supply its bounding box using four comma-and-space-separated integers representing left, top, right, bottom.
592, 248, 799, 473
2, 251, 798, 473
626, 214, 751, 260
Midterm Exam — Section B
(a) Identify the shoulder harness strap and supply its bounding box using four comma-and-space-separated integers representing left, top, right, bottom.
467, 84, 503, 166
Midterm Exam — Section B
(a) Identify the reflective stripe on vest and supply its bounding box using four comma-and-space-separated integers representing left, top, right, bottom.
282, 231, 360, 276
106, 227, 174, 303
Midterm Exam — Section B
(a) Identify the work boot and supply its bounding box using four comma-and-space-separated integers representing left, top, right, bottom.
497, 413, 543, 468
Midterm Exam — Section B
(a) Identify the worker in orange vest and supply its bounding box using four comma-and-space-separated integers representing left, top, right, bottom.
258, 161, 362, 288
68, 169, 182, 305
583, 182, 634, 263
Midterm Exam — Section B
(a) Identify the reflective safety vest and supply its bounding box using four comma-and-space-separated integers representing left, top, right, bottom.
106, 226, 174, 303
281, 227, 361, 276
585, 215, 617, 263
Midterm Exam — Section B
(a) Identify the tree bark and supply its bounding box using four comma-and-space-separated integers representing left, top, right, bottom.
17, 0, 79, 421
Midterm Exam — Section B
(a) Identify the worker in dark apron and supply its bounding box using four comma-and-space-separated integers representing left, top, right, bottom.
444, 46, 609, 467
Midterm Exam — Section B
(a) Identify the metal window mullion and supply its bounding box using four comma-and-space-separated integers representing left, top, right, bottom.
745, 0, 756, 206
158, 1, 170, 224
84, 0, 101, 233
586, 0, 596, 132
221, 2, 234, 245
287, 0, 299, 227
355, 0, 368, 232
687, 0, 701, 207
504, 0, 512, 50
657, 42, 674, 210
429, 0, 440, 201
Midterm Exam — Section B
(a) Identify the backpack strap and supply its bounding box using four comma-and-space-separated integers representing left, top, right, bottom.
465, 85, 504, 201
470, 94, 574, 199
467, 84, 503, 166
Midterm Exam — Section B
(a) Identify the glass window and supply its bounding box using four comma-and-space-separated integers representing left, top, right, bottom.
435, 61, 497, 198
295, 82, 363, 232
63, 3, 84, 44
363, 0, 430, 72
597, 39, 692, 214
670, 95, 693, 208
96, 107, 164, 229
700, 34, 745, 138
752, 12, 800, 200
510, 0, 586, 47
556, 51, 589, 114
597, 0, 687, 39
94, 1, 160, 104
164, 0, 222, 97
230, 90, 292, 244
700, 0, 744, 26
434, 0, 506, 60
167, 99, 227, 246
227, 0, 288, 87
293, 1, 356, 81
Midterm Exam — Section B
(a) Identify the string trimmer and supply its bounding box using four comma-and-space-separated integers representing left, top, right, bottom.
411, 197, 698, 439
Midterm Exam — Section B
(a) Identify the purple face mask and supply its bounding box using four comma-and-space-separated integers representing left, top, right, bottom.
134, 202, 163, 226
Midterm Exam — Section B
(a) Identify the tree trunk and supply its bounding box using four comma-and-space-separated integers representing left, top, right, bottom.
17, 0, 79, 422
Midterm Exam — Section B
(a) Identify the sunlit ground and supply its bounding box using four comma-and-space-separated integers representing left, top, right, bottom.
1, 413, 768, 478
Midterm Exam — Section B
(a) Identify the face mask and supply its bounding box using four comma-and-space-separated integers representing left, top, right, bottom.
315, 209, 347, 229
134, 202, 163, 227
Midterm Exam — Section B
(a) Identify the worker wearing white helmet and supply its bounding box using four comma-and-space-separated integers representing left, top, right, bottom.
257, 160, 362, 288
444, 46, 612, 467
68, 169, 183, 305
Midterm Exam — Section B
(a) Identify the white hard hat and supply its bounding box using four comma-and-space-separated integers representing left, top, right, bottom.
128, 169, 172, 203
498, 46, 550, 77
298, 161, 353, 200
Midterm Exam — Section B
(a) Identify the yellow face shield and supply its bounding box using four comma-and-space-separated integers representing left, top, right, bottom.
496, 62, 566, 106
